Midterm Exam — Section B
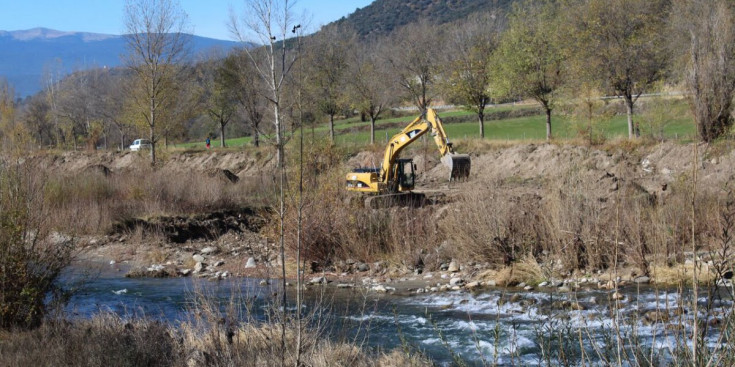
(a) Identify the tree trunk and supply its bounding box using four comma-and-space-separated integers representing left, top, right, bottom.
253, 130, 259, 147
624, 95, 638, 138
149, 125, 156, 166
150, 93, 156, 165
478, 110, 485, 139
329, 114, 335, 142
220, 122, 226, 147
545, 107, 552, 141
370, 116, 376, 145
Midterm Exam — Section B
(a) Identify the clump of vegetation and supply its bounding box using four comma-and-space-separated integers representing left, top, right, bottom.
0, 164, 75, 329
0, 292, 433, 367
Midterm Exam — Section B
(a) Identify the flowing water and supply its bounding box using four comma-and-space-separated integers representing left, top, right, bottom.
66, 265, 735, 366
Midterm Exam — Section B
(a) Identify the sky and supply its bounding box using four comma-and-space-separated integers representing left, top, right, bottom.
0, 0, 373, 40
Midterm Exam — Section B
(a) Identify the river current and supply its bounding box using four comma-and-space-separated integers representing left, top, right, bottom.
66, 265, 734, 366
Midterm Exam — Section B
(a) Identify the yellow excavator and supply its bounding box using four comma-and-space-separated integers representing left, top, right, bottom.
345, 108, 471, 208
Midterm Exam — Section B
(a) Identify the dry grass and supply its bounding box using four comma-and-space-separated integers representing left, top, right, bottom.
649, 263, 718, 285
493, 254, 547, 286
436, 159, 735, 280
0, 310, 432, 367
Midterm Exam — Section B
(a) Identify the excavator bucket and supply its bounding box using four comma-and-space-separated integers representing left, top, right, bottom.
441, 153, 471, 181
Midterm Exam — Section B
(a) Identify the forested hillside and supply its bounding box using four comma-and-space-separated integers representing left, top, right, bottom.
336, 0, 514, 38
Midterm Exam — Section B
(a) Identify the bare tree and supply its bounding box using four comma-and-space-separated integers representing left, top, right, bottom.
123, 0, 190, 164
230, 1, 300, 364
42, 59, 65, 148
221, 49, 268, 147
671, 0, 735, 142
207, 58, 237, 148
347, 40, 395, 145
386, 20, 440, 111
306, 25, 350, 142
95, 70, 132, 151
23, 94, 52, 148
571, 0, 669, 139
56, 70, 98, 150
444, 12, 504, 139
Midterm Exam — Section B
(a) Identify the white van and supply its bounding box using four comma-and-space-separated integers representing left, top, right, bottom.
129, 139, 152, 151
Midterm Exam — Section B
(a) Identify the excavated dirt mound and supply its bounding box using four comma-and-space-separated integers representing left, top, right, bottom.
416, 142, 735, 202
19, 149, 277, 178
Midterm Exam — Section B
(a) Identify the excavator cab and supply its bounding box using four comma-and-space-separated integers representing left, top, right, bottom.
395, 158, 416, 192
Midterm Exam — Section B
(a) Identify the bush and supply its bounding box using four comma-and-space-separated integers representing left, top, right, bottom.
0, 164, 74, 329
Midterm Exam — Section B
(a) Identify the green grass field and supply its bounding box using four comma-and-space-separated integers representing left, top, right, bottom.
176, 101, 697, 149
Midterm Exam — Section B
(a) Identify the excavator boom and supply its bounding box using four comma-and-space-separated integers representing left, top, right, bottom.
346, 108, 470, 205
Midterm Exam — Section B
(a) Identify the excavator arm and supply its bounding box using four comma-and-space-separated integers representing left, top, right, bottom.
378, 109, 470, 185
346, 108, 471, 195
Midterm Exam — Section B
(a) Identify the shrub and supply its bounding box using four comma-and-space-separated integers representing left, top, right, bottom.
0, 164, 75, 329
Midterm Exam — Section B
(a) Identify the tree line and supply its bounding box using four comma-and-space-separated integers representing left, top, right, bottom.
0, 0, 733, 161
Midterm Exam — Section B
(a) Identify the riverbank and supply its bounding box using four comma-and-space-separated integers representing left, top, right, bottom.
23, 141, 735, 287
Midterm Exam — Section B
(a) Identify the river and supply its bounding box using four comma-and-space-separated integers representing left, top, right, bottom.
66, 264, 734, 366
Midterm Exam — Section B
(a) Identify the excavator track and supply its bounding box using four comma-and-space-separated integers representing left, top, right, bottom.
364, 192, 429, 209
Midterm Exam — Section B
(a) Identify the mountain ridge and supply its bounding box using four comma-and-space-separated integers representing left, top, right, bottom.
0, 28, 120, 42
0, 28, 240, 97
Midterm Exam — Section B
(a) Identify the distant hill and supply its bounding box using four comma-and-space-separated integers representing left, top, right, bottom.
0, 28, 242, 97
335, 0, 514, 38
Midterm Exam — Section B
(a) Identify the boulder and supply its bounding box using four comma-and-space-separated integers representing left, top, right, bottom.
245, 257, 257, 268
372, 285, 387, 293
357, 262, 370, 272
201, 247, 217, 255
643, 310, 669, 324
633, 276, 651, 284
448, 260, 460, 272
194, 262, 206, 273
373, 261, 384, 272
310, 276, 327, 285
192, 254, 205, 263
449, 277, 465, 286
465, 281, 481, 290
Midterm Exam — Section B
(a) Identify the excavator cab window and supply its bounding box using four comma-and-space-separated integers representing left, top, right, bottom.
396, 158, 415, 191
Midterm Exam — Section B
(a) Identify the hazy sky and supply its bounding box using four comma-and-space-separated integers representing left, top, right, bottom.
0, 0, 373, 40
